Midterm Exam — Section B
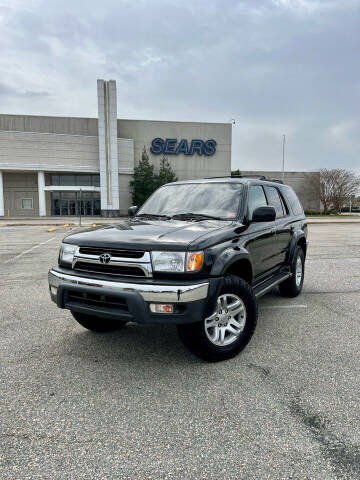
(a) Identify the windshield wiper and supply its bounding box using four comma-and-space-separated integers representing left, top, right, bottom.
136, 213, 171, 220
171, 212, 225, 221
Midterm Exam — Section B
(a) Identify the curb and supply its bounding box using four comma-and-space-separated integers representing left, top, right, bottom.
0, 223, 78, 227
307, 220, 360, 224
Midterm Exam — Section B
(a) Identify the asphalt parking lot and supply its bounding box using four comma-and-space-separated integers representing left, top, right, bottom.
0, 223, 359, 480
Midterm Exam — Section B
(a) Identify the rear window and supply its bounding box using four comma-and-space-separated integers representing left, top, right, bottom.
264, 186, 285, 218
282, 187, 303, 215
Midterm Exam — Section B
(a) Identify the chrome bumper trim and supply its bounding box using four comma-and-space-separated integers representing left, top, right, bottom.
48, 269, 209, 303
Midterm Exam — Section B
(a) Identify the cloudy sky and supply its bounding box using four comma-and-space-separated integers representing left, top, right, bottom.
1, 0, 359, 172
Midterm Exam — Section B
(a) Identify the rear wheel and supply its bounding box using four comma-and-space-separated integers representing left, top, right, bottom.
177, 275, 257, 362
279, 246, 305, 297
71, 311, 128, 332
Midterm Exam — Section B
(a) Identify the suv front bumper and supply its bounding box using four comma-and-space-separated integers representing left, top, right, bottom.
48, 268, 220, 325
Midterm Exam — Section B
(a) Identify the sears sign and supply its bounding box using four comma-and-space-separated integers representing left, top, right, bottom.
150, 138, 217, 156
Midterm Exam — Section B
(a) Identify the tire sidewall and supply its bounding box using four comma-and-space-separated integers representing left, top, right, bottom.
292, 247, 305, 294
185, 276, 257, 360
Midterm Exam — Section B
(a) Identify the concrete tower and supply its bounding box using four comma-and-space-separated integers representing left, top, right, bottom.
97, 79, 120, 216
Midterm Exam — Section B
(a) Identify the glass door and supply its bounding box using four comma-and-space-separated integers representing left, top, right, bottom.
84, 200, 93, 216
52, 198, 60, 216
51, 191, 101, 216
69, 199, 77, 216
93, 199, 101, 216
60, 199, 69, 216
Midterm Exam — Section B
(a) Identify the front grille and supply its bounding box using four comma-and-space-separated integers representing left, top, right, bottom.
74, 261, 146, 277
79, 246, 144, 258
67, 291, 129, 311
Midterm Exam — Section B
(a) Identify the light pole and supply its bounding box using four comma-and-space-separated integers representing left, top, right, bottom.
79, 188, 82, 227
282, 134, 286, 183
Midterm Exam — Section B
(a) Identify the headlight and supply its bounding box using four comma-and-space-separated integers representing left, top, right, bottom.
151, 251, 204, 272
151, 251, 185, 272
60, 243, 77, 264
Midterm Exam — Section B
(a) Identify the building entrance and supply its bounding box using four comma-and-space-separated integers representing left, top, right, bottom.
51, 192, 101, 216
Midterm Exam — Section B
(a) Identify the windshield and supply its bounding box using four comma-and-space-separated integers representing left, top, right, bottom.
137, 183, 243, 220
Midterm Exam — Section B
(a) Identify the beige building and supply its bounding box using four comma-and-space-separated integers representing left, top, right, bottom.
241, 170, 321, 212
0, 80, 232, 217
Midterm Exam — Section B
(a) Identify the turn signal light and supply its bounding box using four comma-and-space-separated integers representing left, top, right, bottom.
186, 252, 204, 272
50, 286, 58, 296
150, 304, 174, 314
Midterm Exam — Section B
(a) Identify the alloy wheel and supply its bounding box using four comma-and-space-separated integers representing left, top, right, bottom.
295, 255, 303, 287
204, 293, 246, 346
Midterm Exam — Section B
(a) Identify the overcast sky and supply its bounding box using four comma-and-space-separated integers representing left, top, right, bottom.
1, 0, 359, 172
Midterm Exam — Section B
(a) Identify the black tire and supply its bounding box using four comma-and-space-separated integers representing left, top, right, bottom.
279, 246, 305, 297
177, 275, 257, 362
71, 311, 128, 333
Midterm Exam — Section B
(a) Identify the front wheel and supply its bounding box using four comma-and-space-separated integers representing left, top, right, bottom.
71, 311, 128, 332
177, 275, 257, 362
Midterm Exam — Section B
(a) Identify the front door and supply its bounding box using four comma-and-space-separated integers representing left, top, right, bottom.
51, 192, 101, 216
60, 199, 69, 216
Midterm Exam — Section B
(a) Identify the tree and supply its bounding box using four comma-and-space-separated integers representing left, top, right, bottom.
231, 169, 242, 177
130, 147, 157, 206
331, 169, 360, 214
155, 155, 178, 187
318, 168, 360, 214
317, 169, 337, 214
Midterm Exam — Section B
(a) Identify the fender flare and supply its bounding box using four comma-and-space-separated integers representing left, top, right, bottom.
286, 230, 307, 264
210, 246, 253, 280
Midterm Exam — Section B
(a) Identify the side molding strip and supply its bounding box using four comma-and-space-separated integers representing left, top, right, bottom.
254, 273, 292, 298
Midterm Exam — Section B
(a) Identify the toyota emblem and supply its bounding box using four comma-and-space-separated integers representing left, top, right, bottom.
99, 253, 111, 264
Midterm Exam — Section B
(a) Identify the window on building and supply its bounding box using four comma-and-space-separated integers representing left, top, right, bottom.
21, 198, 33, 209
248, 185, 267, 219
264, 186, 285, 218
50, 174, 100, 187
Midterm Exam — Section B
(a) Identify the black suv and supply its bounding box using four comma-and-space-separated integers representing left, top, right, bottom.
48, 177, 307, 362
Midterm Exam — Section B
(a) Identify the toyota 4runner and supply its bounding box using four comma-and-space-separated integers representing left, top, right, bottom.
48, 177, 307, 362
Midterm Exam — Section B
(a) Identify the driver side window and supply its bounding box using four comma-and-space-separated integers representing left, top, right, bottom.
248, 185, 268, 220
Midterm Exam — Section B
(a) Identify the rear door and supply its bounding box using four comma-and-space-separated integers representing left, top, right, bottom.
264, 186, 292, 267
244, 185, 278, 278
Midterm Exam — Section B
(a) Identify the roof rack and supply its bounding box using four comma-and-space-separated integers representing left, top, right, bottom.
204, 175, 267, 180
203, 175, 285, 183
234, 175, 267, 180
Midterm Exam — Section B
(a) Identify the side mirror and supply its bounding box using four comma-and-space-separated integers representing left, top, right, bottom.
128, 205, 138, 217
252, 206, 276, 222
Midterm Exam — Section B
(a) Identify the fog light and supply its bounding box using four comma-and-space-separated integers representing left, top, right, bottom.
50, 286, 58, 296
150, 303, 174, 314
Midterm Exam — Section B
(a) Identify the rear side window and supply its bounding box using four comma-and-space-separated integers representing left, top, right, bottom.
248, 185, 267, 219
264, 186, 285, 218
283, 187, 303, 215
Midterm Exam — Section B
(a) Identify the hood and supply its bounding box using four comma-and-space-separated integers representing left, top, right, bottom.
63, 218, 238, 251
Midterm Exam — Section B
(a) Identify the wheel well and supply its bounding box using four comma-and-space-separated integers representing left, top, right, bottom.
224, 259, 253, 285
297, 237, 307, 258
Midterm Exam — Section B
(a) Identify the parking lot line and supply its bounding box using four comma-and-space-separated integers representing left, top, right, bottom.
3, 236, 58, 264
260, 304, 307, 309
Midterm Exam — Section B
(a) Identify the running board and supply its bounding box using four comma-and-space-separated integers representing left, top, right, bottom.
254, 272, 292, 298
